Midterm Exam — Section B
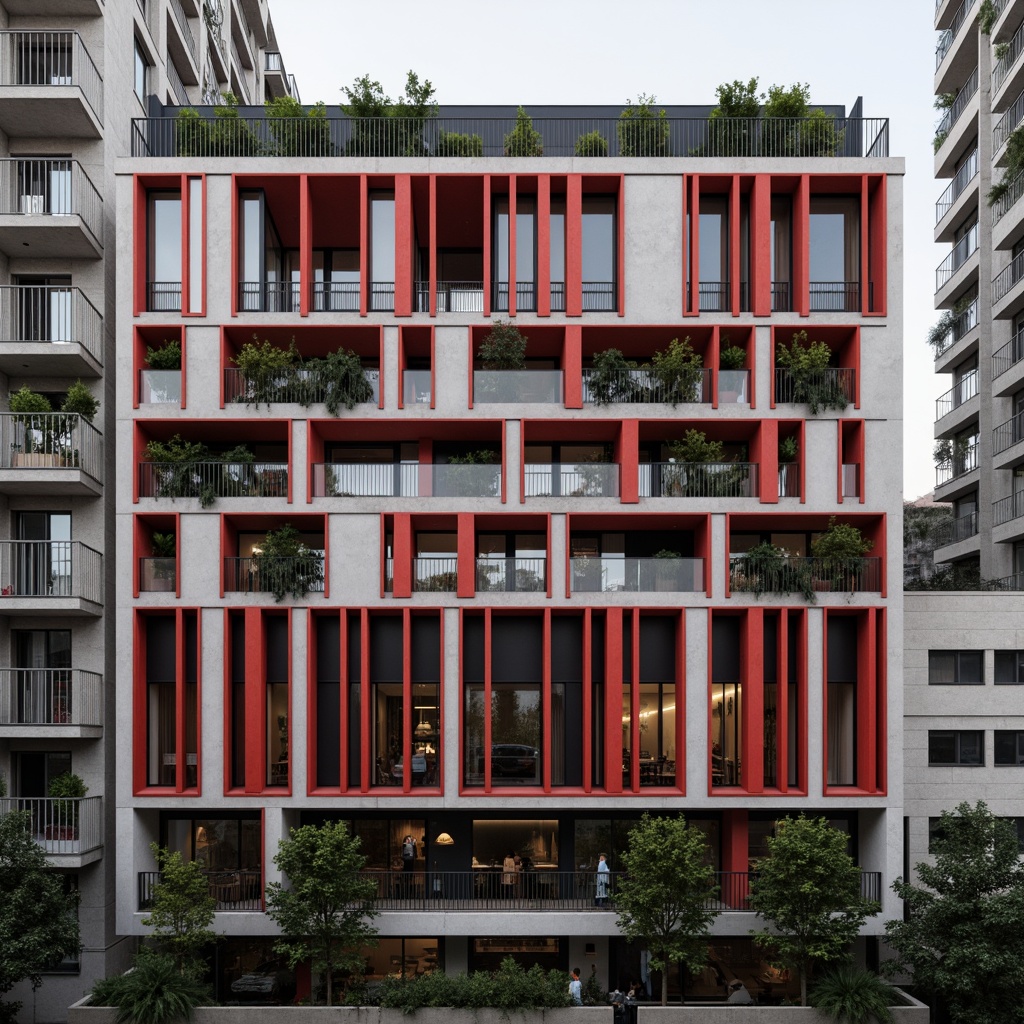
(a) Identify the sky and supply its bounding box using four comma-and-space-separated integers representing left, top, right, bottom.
273, 0, 939, 500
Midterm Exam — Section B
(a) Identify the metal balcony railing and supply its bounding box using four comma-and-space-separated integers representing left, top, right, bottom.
0, 668, 102, 726
166, 58, 189, 107
842, 463, 861, 498
370, 282, 395, 312
936, 148, 979, 223
995, 410, 1024, 454
937, 223, 979, 290
994, 16, 1024, 93
778, 462, 800, 497
570, 556, 704, 593
994, 81, 1024, 151
937, 67, 979, 147
993, 169, 1024, 226
774, 367, 856, 405
550, 281, 565, 311
475, 557, 547, 593
0, 31, 103, 123
139, 461, 288, 500
224, 367, 379, 406
492, 281, 538, 313
238, 280, 300, 313
415, 280, 485, 313
131, 115, 891, 159
690, 281, 731, 312
933, 510, 979, 543
936, 0, 978, 68
639, 462, 758, 499
0, 413, 102, 482
147, 281, 181, 312
224, 554, 325, 594
168, 0, 197, 66
311, 280, 360, 311
581, 367, 710, 404
993, 324, 1024, 378
0, 158, 102, 242
994, 249, 1024, 302
312, 462, 499, 499
808, 280, 863, 311
474, 370, 563, 404
935, 439, 979, 485
933, 296, 978, 356
204, 0, 227, 65
936, 367, 979, 418
0, 796, 102, 854
0, 286, 102, 364
729, 555, 883, 595
265, 50, 287, 77
0, 540, 101, 602
771, 280, 791, 311
524, 463, 619, 498
995, 491, 1024, 526
412, 557, 457, 592
139, 870, 262, 912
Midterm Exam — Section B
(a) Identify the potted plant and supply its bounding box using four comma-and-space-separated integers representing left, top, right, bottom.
778, 435, 799, 496
233, 338, 299, 407
145, 435, 212, 505
143, 340, 183, 404
811, 517, 873, 591
55, 380, 98, 466
478, 320, 527, 370
252, 524, 324, 602
776, 330, 848, 414
574, 130, 608, 157
46, 771, 87, 842
666, 429, 743, 497
503, 107, 543, 156
617, 94, 670, 156
648, 337, 704, 405
587, 348, 639, 405
149, 531, 177, 592
718, 341, 748, 403
9, 386, 55, 466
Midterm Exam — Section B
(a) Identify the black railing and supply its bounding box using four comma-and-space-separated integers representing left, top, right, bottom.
582, 282, 615, 311
993, 324, 1024, 378
935, 440, 979, 485
771, 281, 791, 311
937, 67, 979, 147
995, 492, 1024, 527
774, 367, 856, 405
936, 368, 978, 418
994, 411, 1024, 454
933, 511, 979, 544
933, 296, 978, 357
312, 280, 360, 312
639, 462, 758, 498
936, 0, 978, 67
415, 280, 484, 313
475, 557, 547, 593
729, 555, 883, 595
238, 280, 300, 313
138, 870, 263, 911
994, 14, 1024, 93
937, 224, 979, 290
550, 281, 565, 311
224, 554, 325, 594
994, 250, 1024, 303
994, 79, 1023, 151
936, 148, 978, 223
581, 367, 711, 404
492, 281, 537, 312
413, 557, 458, 592
139, 461, 288, 500
147, 281, 181, 312
993, 169, 1024, 226
809, 281, 863, 311
131, 115, 890, 159
370, 282, 395, 312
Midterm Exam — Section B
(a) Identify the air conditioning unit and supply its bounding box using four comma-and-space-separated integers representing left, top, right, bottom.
20, 195, 45, 214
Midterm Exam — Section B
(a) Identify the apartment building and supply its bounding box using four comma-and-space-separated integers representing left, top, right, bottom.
115, 102, 903, 1003
0, 1, 292, 1020
908, 0, 1024, 885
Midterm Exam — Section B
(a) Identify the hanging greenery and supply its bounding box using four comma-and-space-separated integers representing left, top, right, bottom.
252, 524, 324, 602
776, 330, 848, 414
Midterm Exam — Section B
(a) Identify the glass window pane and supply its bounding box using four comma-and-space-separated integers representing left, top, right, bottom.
370, 194, 395, 282
581, 197, 615, 282
928, 651, 954, 684
929, 731, 955, 764
150, 194, 182, 284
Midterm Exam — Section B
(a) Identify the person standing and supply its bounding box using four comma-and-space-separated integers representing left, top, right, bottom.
569, 968, 583, 1006
401, 834, 416, 895
502, 851, 519, 900
595, 852, 610, 906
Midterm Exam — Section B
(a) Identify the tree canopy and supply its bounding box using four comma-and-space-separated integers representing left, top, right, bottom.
613, 813, 719, 1005
885, 801, 1024, 1024
265, 821, 378, 1006
749, 814, 879, 1006
0, 810, 80, 1023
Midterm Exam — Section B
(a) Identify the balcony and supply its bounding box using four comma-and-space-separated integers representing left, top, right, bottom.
474, 370, 563, 404
581, 367, 711, 405
224, 553, 326, 595
3, 0, 104, 12
0, 413, 102, 495
936, 67, 979, 162
774, 368, 856, 406
139, 461, 287, 502
312, 463, 499, 499
139, 370, 181, 405
0, 159, 102, 258
0, 286, 101, 376
993, 170, 1024, 230
933, 510, 979, 543
0, 796, 102, 865
771, 281, 791, 311
0, 32, 103, 137
0, 668, 102, 736
264, 50, 295, 99
935, 439, 978, 486
138, 869, 262, 913
729, 555, 883, 597
994, 82, 1024, 153
139, 557, 175, 592
147, 281, 181, 313
993, 15, 1024, 104
936, 224, 978, 291
224, 367, 379, 406
238, 280, 299, 313
809, 281, 862, 312
525, 463, 619, 498
312, 280, 360, 312
416, 280, 485, 313
493, 282, 539, 313
412, 557, 457, 593
778, 462, 801, 497
475, 557, 546, 593
570, 556, 704, 593
689, 281, 732, 312
994, 411, 1024, 455
933, 296, 978, 360
994, 250, 1024, 306
167, 0, 199, 77
935, 368, 979, 419
0, 540, 103, 613
993, 324, 1024, 380
935, 0, 977, 70
995, 492, 1024, 527
936, 148, 978, 227
639, 462, 759, 499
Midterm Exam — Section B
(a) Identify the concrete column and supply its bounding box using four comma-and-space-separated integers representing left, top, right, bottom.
504, 418, 521, 504
382, 325, 400, 411
685, 607, 710, 794
805, 608, 824, 799
442, 608, 461, 795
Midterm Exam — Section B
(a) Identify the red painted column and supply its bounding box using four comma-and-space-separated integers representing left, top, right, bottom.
860, 175, 869, 316
582, 609, 593, 793
338, 610, 349, 791
244, 608, 264, 794
777, 609, 789, 793
174, 608, 186, 792
618, 419, 639, 504
743, 610, 764, 794
394, 176, 413, 316
759, 418, 779, 503
680, 174, 688, 314
508, 177, 517, 317
483, 177, 492, 317
563, 324, 583, 408
710, 328, 721, 408
616, 175, 625, 316
604, 609, 624, 794
537, 175, 551, 317
359, 175, 368, 316
794, 176, 810, 317
299, 174, 311, 317
868, 175, 887, 315
566, 176, 582, 316
730, 175, 741, 316
392, 514, 413, 598
751, 174, 772, 316
456, 513, 476, 598
428, 175, 437, 317
876, 609, 888, 792
722, 810, 749, 907
836, 422, 845, 505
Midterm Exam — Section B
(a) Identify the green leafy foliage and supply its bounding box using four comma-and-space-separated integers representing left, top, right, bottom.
708, 78, 761, 155
91, 949, 211, 1023
574, 130, 608, 157
435, 130, 483, 157
719, 344, 747, 370
649, 337, 704, 405
762, 83, 844, 156
988, 126, 1024, 206
588, 347, 638, 404
750, 814, 880, 1006
8, 386, 51, 416
145, 341, 182, 371
504, 107, 543, 156
885, 801, 1024, 1024
265, 821, 378, 1006
252, 524, 324, 602
341, 71, 437, 156
980, 0, 999, 33
265, 96, 333, 156
446, 449, 498, 465
779, 435, 799, 462
478, 320, 527, 369
809, 964, 895, 1024
667, 429, 725, 464
143, 435, 254, 508
614, 813, 719, 1005
732, 542, 815, 602
812, 518, 872, 562
61, 379, 98, 422
0, 809, 80, 1022
617, 93, 670, 156
150, 531, 176, 559
142, 845, 217, 976
776, 330, 847, 414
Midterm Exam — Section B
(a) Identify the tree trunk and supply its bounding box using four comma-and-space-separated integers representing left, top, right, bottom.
799, 966, 806, 1007
661, 968, 668, 1006
326, 965, 333, 1007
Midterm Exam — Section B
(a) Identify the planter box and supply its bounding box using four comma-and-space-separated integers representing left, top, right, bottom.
13, 452, 62, 468
635, 991, 927, 1022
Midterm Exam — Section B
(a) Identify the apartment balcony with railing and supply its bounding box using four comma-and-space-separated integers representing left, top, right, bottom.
936, 221, 979, 292
0, 31, 103, 137
312, 462, 500, 499
0, 159, 102, 258
0, 668, 102, 734
167, 0, 199, 76
993, 248, 1024, 311
223, 366, 380, 406
773, 367, 856, 406
223, 552, 326, 595
993, 14, 1024, 105
416, 280, 485, 313
993, 323, 1024, 382
264, 50, 296, 99
993, 170, 1024, 237
808, 281, 864, 312
473, 370, 563, 404
524, 462, 619, 499
994, 410, 1024, 455
639, 462, 759, 499
570, 555, 704, 593
935, 0, 978, 74
0, 412, 102, 495
581, 367, 713, 405
935, 438, 979, 486
994, 490, 1024, 529
138, 869, 263, 913
936, 148, 978, 231
932, 510, 979, 545
139, 460, 288, 502
0, 796, 102, 863
994, 81, 1024, 155
933, 295, 978, 361
935, 367, 979, 420
729, 554, 883, 597
475, 557, 547, 593
936, 67, 979, 172
0, 285, 102, 376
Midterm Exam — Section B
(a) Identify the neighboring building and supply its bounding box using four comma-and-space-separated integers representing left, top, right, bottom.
116, 103, 903, 1002
0, 1, 292, 1020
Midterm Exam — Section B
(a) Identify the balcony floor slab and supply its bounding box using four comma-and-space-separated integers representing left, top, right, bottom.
0, 597, 102, 617
0, 724, 101, 739
0, 216, 101, 259
0, 90, 102, 139
0, 343, 102, 378
0, 468, 101, 496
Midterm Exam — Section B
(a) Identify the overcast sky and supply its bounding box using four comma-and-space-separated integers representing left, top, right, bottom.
273, 0, 938, 500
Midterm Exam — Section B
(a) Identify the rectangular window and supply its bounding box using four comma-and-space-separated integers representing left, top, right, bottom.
996, 650, 1024, 684
581, 196, 616, 311
698, 196, 729, 312
809, 196, 859, 311
187, 177, 203, 313
144, 613, 198, 790
995, 731, 1024, 765
928, 730, 984, 766
771, 195, 792, 311
370, 191, 395, 312
550, 196, 566, 311
928, 650, 983, 684
148, 191, 182, 312
134, 38, 147, 102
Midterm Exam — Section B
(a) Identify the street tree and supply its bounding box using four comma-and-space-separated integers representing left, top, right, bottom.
142, 844, 217, 976
885, 801, 1024, 1024
749, 814, 879, 1006
265, 821, 378, 1006
614, 813, 719, 1005
0, 809, 80, 1024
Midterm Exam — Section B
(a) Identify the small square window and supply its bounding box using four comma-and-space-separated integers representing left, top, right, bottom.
995, 651, 1024, 684
928, 730, 984, 766
928, 650, 983, 684
994, 731, 1024, 765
